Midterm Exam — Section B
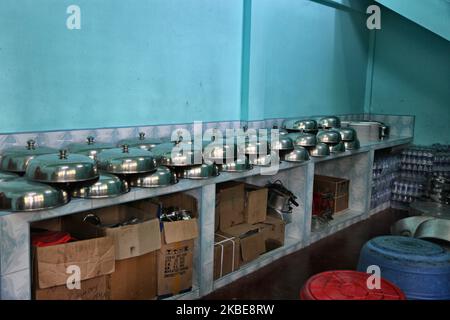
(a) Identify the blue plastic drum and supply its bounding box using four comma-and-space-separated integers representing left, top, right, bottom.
357, 236, 450, 300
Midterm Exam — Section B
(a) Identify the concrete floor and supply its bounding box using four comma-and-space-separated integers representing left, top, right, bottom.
204, 209, 408, 300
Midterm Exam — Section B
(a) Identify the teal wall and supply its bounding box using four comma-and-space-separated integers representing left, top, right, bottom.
247, 0, 370, 120
0, 0, 243, 132
376, 0, 450, 41
369, 7, 450, 145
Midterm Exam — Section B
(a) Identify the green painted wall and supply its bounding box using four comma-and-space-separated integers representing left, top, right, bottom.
370, 7, 450, 145
247, 0, 371, 120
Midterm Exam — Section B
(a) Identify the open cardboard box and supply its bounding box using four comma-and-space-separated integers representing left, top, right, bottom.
132, 193, 199, 298
31, 217, 115, 300
64, 204, 162, 300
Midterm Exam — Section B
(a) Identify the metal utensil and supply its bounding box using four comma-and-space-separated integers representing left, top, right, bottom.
72, 173, 130, 198
127, 166, 178, 188
117, 132, 164, 150
67, 136, 115, 160
96, 144, 157, 174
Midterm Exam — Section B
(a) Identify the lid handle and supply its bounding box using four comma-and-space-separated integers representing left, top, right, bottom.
59, 149, 68, 159
122, 144, 129, 153
139, 132, 145, 140
26, 139, 36, 150
86, 136, 95, 145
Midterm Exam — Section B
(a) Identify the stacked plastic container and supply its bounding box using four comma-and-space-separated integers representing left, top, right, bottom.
371, 154, 400, 209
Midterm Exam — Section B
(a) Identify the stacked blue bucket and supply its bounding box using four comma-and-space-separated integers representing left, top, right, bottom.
358, 236, 450, 300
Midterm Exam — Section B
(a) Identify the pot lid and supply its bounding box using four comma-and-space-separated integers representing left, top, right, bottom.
152, 142, 204, 167
117, 132, 164, 150
317, 130, 342, 144
72, 173, 130, 198
67, 136, 115, 159
176, 162, 219, 179
283, 147, 310, 162
220, 157, 253, 172
25, 150, 99, 183
0, 171, 19, 182
128, 166, 178, 188
288, 133, 317, 147
282, 119, 318, 131
244, 135, 271, 155
319, 116, 341, 129
0, 178, 69, 212
96, 145, 157, 174
0, 140, 58, 173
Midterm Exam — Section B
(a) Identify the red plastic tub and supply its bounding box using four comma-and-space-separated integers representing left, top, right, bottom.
300, 270, 406, 300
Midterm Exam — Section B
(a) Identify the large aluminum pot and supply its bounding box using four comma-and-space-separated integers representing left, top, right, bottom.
96, 145, 157, 174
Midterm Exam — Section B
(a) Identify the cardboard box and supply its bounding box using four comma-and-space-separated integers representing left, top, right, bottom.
111, 251, 157, 300
31, 218, 115, 290
217, 182, 246, 230
244, 184, 268, 224
221, 223, 266, 265
136, 193, 199, 297
214, 233, 240, 280
256, 215, 286, 252
65, 204, 162, 261
314, 175, 349, 198
333, 193, 349, 215
35, 275, 111, 300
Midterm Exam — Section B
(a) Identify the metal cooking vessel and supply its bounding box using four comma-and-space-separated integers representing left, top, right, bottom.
248, 151, 280, 167
344, 139, 360, 150
409, 200, 450, 220
152, 142, 203, 167
96, 145, 156, 174
220, 157, 253, 172
282, 119, 318, 132
337, 127, 357, 142
67, 136, 115, 160
268, 189, 292, 213
117, 132, 164, 150
316, 130, 342, 144
341, 121, 389, 141
319, 116, 341, 129
329, 141, 345, 153
283, 147, 310, 163
415, 219, 450, 243
72, 173, 129, 198
127, 166, 178, 188
0, 178, 69, 211
0, 140, 57, 173
203, 140, 240, 162
288, 133, 317, 147
244, 136, 270, 155
308, 143, 330, 157
0, 171, 19, 182
176, 162, 219, 180
269, 134, 294, 151
25, 149, 98, 183
391, 216, 434, 237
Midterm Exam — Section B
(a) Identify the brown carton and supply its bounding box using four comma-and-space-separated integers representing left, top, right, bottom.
65, 204, 162, 261
314, 175, 350, 198
244, 184, 268, 224
217, 182, 246, 230
31, 218, 115, 290
110, 251, 157, 300
136, 193, 199, 297
256, 215, 286, 251
221, 223, 266, 265
214, 233, 240, 280
34, 275, 111, 300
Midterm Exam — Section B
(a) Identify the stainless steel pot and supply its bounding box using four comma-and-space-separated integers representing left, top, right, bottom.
337, 128, 357, 142
316, 130, 342, 144
0, 171, 19, 182
72, 173, 129, 198
67, 136, 115, 160
127, 166, 178, 188
269, 134, 294, 151
282, 147, 310, 163
117, 132, 164, 150
220, 157, 253, 172
0, 178, 69, 211
0, 140, 57, 173
96, 145, 157, 174
176, 162, 219, 180
244, 136, 270, 155
341, 121, 389, 141
152, 142, 203, 167
329, 141, 345, 153
319, 116, 341, 129
25, 149, 99, 183
344, 139, 361, 150
268, 189, 292, 213
248, 151, 280, 167
203, 140, 239, 162
308, 143, 330, 157
288, 133, 317, 147
282, 119, 318, 132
